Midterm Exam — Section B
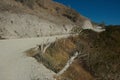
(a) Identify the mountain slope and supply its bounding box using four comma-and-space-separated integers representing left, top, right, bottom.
33, 26, 120, 80
0, 0, 104, 39
0, 0, 119, 80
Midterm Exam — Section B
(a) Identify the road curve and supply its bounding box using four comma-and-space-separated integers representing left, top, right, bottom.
0, 34, 70, 80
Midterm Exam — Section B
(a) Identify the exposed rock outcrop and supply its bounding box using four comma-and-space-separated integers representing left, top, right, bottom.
0, 0, 105, 39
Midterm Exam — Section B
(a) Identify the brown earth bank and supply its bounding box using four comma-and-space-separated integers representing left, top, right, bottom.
30, 26, 120, 80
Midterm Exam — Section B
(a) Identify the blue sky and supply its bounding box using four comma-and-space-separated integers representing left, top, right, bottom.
53, 0, 120, 25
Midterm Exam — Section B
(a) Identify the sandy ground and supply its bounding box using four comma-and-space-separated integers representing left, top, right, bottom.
0, 34, 70, 80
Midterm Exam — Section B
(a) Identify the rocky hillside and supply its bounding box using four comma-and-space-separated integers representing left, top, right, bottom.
0, 0, 119, 80
0, 0, 105, 39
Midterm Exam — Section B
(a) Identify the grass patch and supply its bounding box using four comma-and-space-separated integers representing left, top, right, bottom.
41, 38, 77, 73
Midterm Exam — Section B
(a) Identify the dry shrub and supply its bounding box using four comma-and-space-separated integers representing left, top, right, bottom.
62, 8, 79, 22
15, 0, 35, 8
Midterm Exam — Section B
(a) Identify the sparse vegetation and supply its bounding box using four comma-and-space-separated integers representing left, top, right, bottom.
78, 26, 120, 80
62, 8, 79, 22
15, 0, 35, 8
37, 38, 77, 73
39, 26, 120, 80
71, 26, 83, 34
36, 0, 51, 9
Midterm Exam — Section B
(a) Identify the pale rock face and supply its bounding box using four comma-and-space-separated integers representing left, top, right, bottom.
0, 12, 73, 39
82, 20, 93, 29
0, 11, 105, 39
82, 20, 105, 32
92, 25, 105, 32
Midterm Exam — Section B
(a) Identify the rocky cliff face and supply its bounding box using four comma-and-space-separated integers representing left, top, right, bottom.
0, 12, 73, 38
0, 0, 104, 39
